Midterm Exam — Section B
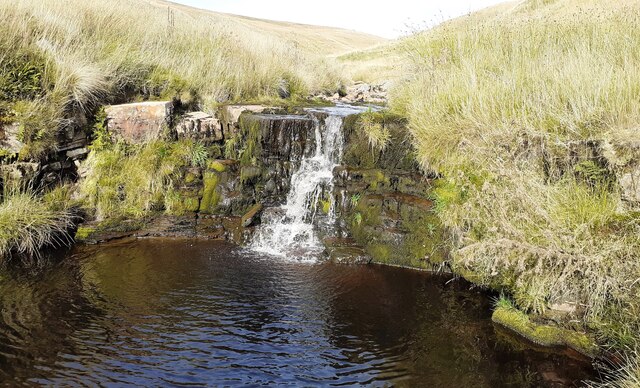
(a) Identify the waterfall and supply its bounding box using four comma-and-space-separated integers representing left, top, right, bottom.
249, 112, 344, 262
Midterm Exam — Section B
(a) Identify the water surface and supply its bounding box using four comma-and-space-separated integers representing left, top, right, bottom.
0, 239, 594, 386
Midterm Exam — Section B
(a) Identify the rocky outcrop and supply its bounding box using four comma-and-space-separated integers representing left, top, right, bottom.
219, 105, 271, 139
314, 81, 390, 104
604, 134, 640, 204
0, 123, 24, 156
176, 111, 223, 143
105, 101, 173, 143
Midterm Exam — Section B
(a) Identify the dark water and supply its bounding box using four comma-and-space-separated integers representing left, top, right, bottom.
0, 239, 594, 386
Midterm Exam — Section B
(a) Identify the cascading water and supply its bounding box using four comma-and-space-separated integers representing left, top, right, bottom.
250, 105, 369, 262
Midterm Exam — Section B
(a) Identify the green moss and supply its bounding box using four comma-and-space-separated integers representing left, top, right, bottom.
74, 227, 96, 242
240, 166, 262, 185
367, 243, 391, 263
235, 116, 262, 166
199, 173, 220, 213
492, 304, 599, 357
181, 196, 200, 213
320, 199, 331, 214
184, 172, 198, 184
208, 160, 227, 172
430, 179, 464, 213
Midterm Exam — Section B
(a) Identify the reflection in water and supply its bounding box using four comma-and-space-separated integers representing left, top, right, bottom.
0, 240, 594, 386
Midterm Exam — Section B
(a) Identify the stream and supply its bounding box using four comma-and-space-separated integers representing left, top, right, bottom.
0, 239, 595, 386
0, 104, 598, 386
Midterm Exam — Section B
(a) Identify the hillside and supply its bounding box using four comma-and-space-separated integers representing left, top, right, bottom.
390, 0, 640, 383
149, 0, 387, 56
0, 0, 380, 160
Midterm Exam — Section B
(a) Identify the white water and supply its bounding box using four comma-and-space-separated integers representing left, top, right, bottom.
250, 114, 344, 262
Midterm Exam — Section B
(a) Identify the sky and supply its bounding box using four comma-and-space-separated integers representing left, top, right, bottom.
172, 0, 507, 38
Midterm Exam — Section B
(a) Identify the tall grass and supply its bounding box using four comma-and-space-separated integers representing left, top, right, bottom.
0, 0, 344, 158
392, 0, 640, 351
0, 188, 75, 264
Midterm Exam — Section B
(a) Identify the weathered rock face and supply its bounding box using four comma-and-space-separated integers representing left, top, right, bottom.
105, 101, 173, 143
619, 168, 640, 203
604, 136, 640, 204
329, 167, 446, 268
219, 105, 271, 139
0, 123, 24, 155
314, 81, 390, 105
231, 112, 317, 206
176, 111, 223, 143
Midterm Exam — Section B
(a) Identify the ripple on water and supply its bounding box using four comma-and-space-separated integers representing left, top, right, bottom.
0, 239, 595, 386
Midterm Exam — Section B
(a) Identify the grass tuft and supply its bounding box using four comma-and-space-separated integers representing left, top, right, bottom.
0, 188, 75, 265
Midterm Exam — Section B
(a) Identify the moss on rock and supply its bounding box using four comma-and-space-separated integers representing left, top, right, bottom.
199, 173, 220, 213
492, 304, 599, 357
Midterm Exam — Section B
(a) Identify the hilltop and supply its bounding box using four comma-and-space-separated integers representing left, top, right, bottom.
150, 0, 387, 56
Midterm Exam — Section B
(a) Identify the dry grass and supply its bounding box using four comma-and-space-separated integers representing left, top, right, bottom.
391, 0, 640, 351
0, 188, 75, 264
149, 0, 386, 57
0, 0, 364, 158
336, 42, 405, 84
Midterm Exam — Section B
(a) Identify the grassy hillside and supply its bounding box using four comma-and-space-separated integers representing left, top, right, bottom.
0, 0, 379, 159
336, 42, 405, 84
150, 0, 387, 56
391, 0, 640, 381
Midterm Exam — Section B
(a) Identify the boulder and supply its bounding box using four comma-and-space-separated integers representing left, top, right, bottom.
241, 203, 263, 227
0, 162, 39, 184
66, 147, 89, 160
619, 168, 640, 203
105, 101, 173, 143
176, 111, 223, 142
0, 123, 24, 155
219, 105, 270, 138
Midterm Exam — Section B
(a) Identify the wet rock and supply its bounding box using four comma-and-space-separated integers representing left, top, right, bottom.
240, 166, 262, 184
66, 148, 89, 160
323, 237, 371, 265
196, 215, 228, 240
176, 111, 223, 142
0, 162, 39, 183
241, 203, 263, 227
136, 215, 198, 239
264, 179, 277, 193
328, 246, 371, 264
105, 101, 173, 143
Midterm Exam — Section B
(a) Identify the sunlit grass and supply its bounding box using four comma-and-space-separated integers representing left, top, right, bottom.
0, 188, 75, 264
0, 0, 349, 159
391, 0, 640, 354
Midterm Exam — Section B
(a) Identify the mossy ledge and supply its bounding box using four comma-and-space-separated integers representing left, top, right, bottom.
492, 305, 599, 358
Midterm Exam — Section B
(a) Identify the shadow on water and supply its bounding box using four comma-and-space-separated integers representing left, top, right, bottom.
0, 239, 595, 386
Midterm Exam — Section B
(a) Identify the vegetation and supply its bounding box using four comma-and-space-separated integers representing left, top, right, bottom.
0, 0, 353, 159
336, 43, 404, 84
388, 0, 640, 381
0, 187, 75, 265
80, 139, 205, 220
588, 351, 640, 388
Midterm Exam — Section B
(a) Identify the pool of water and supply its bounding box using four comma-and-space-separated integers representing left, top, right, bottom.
0, 239, 595, 386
